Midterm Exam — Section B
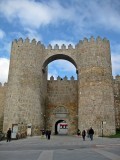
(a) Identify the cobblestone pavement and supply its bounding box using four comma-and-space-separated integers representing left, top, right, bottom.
0, 135, 120, 160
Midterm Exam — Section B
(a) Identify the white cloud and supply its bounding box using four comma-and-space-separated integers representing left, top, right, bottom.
0, 0, 75, 29
0, 0, 120, 33
0, 58, 9, 84
0, 29, 5, 39
25, 28, 42, 41
90, 1, 120, 31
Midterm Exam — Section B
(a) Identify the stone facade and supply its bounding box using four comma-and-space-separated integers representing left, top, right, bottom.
0, 36, 119, 136
46, 76, 78, 135
0, 83, 7, 131
113, 76, 120, 130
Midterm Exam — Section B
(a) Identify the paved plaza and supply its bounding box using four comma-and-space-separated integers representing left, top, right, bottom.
0, 135, 120, 160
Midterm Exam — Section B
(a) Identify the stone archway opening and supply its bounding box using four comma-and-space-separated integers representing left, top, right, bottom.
42, 54, 78, 75
48, 59, 77, 80
42, 54, 78, 135
55, 120, 68, 135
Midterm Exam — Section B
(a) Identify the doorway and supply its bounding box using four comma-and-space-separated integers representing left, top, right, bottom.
55, 120, 68, 135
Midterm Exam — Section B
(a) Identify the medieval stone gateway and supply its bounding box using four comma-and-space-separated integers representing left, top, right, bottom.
0, 36, 120, 136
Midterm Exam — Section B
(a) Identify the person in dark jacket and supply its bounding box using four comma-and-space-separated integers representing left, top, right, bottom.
47, 130, 51, 140
82, 130, 86, 141
89, 127, 94, 140
7, 128, 11, 142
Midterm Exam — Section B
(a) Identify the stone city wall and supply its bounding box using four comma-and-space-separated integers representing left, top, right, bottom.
46, 76, 78, 134
0, 83, 7, 131
113, 75, 120, 130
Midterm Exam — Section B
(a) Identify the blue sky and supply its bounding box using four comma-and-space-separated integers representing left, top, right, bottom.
0, 0, 120, 83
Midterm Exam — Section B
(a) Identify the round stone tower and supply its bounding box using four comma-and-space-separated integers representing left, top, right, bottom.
3, 38, 47, 135
76, 37, 115, 135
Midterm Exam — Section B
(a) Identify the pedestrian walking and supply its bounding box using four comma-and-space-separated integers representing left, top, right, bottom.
47, 130, 51, 140
82, 130, 86, 141
7, 128, 11, 142
89, 127, 94, 140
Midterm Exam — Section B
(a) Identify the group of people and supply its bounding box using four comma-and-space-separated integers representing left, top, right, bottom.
77, 127, 94, 141
41, 129, 51, 140
6, 127, 94, 142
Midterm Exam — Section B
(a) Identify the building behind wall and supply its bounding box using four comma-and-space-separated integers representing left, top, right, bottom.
0, 36, 119, 136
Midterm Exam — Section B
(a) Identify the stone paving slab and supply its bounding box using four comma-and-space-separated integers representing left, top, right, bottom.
0, 136, 120, 160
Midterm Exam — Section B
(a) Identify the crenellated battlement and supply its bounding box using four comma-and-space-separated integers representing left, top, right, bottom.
12, 37, 45, 49
76, 36, 109, 48
49, 76, 76, 81
12, 36, 109, 51
47, 43, 74, 50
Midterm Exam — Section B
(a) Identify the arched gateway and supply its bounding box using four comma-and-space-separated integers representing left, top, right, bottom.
3, 37, 116, 136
